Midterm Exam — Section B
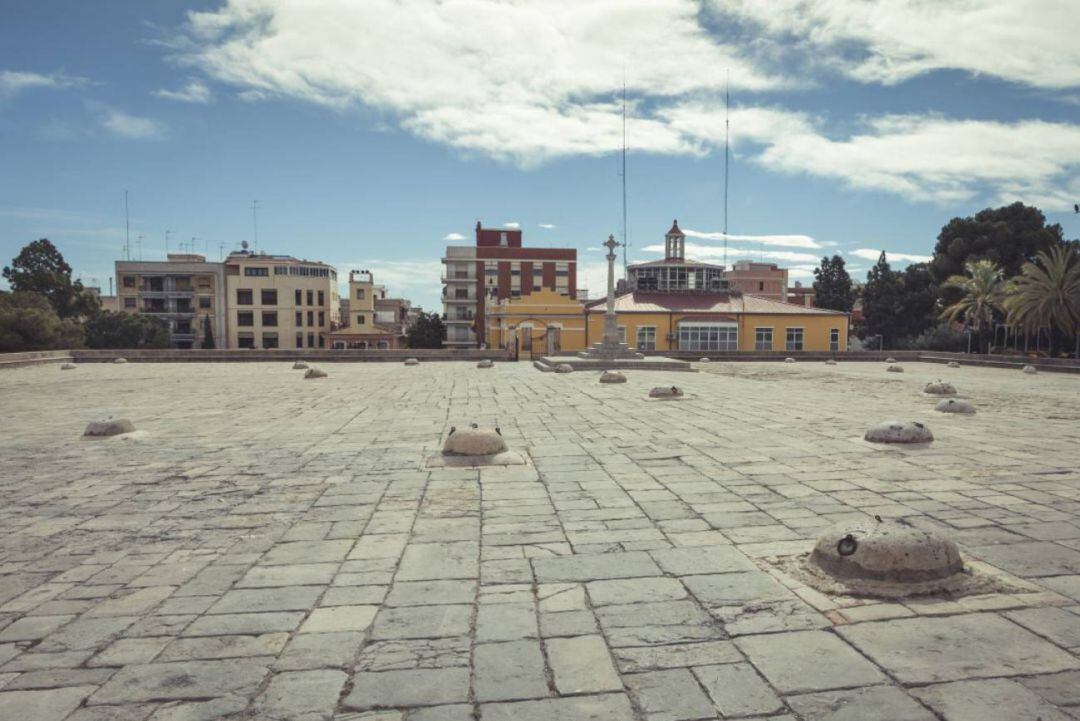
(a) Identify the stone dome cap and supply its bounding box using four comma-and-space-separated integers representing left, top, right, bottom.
292, 361, 309, 370
886, 365, 904, 373
936, 398, 975, 414
113, 357, 128, 364
947, 361, 960, 368
810, 518, 963, 585
699, 357, 710, 363
555, 364, 574, 373
404, 358, 420, 366
649, 386, 684, 399
84, 419, 136, 437
784, 357, 796, 363
304, 367, 327, 379
865, 420, 933, 444
477, 360, 494, 368
599, 371, 627, 383
61, 363, 76, 370
885, 357, 897, 363
442, 425, 507, 456
825, 359, 837, 365
923, 380, 957, 395
1023, 365, 1037, 374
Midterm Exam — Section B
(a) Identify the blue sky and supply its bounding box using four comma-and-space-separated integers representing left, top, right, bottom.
2, 0, 1078, 311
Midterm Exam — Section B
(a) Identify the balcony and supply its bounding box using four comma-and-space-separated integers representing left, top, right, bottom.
441, 275, 477, 284
443, 297, 476, 304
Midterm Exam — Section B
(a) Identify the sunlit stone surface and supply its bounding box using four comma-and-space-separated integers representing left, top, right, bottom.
599, 371, 626, 384
2, 360, 1079, 719
864, 420, 932, 443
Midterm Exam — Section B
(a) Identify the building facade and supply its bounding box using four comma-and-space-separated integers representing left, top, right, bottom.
442, 221, 578, 347
223, 250, 338, 350
330, 270, 401, 349
115, 254, 226, 349
484, 288, 587, 355
725, 260, 789, 302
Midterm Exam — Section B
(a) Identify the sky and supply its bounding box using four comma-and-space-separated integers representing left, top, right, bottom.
1, 0, 1079, 311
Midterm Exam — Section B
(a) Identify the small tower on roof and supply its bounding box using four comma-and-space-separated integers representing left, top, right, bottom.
665, 219, 685, 261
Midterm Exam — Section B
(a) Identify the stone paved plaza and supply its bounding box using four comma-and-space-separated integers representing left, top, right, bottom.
2, 359, 1080, 721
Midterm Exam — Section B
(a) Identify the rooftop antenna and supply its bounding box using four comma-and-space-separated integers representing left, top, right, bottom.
723, 70, 730, 268
123, 189, 130, 261
252, 200, 260, 251
620, 77, 629, 278
219, 242, 225, 260
165, 229, 172, 256
136, 234, 143, 261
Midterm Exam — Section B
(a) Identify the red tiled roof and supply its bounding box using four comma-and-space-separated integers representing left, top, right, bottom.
666, 219, 684, 237
585, 291, 848, 316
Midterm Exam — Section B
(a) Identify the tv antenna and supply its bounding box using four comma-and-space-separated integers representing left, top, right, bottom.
123, 189, 130, 260
165, 229, 172, 255
136, 234, 143, 261
252, 200, 260, 251
618, 77, 629, 278
723, 70, 730, 268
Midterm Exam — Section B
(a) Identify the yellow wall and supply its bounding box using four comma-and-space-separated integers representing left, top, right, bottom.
585, 311, 849, 352
345, 276, 383, 335
225, 258, 339, 349
486, 289, 587, 352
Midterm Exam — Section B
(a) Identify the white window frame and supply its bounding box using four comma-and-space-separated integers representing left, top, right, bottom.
677, 322, 737, 351
636, 326, 656, 351
755, 326, 773, 351
829, 328, 840, 351
786, 327, 804, 351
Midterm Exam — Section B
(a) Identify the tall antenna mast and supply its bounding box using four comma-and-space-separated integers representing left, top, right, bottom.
620, 79, 628, 278
165, 229, 172, 256
723, 71, 730, 268
124, 189, 130, 261
252, 200, 260, 251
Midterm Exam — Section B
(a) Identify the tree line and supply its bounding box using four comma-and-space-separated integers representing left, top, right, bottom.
811, 202, 1079, 355
1, 239, 171, 352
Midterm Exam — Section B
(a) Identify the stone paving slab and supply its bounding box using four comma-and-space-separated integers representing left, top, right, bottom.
1, 360, 1079, 720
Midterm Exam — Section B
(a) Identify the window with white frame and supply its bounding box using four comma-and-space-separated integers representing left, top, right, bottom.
829, 328, 840, 351
755, 327, 773, 351
786, 327, 804, 351
618, 326, 626, 344
678, 323, 737, 351
636, 326, 656, 351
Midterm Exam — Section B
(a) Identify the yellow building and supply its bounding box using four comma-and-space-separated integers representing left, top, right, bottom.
485, 288, 587, 355
585, 292, 849, 353
330, 270, 400, 349
224, 250, 339, 350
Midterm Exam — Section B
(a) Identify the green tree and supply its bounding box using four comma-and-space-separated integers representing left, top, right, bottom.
859, 252, 905, 348
812, 254, 855, 312
1004, 244, 1080, 355
939, 259, 1006, 353
930, 203, 1064, 286
896, 263, 939, 340
3, 239, 100, 318
84, 311, 170, 349
405, 311, 445, 348
0, 291, 84, 352
201, 315, 215, 349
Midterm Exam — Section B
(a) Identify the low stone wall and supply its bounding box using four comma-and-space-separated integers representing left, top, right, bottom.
0, 349, 73, 369
647, 349, 1080, 373
69, 348, 513, 364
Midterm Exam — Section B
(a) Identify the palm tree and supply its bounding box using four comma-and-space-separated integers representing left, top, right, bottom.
939, 259, 1006, 352
1004, 244, 1080, 356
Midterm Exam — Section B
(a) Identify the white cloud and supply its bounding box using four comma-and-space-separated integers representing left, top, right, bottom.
442, 232, 467, 241
503, 222, 521, 229
166, 0, 1080, 207
682, 228, 821, 248
538, 223, 557, 229
643, 243, 821, 264
100, 109, 165, 139
718, 0, 1080, 89
153, 80, 212, 103
851, 248, 932, 263
0, 70, 85, 99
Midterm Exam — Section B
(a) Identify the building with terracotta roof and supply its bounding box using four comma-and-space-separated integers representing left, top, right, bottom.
330, 270, 403, 349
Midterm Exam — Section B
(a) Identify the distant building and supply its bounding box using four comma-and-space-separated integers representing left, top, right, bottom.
442, 221, 578, 347
485, 288, 586, 355
787, 281, 815, 307
115, 254, 226, 349
223, 249, 338, 350
626, 220, 727, 292
330, 270, 402, 349
725, 260, 789, 302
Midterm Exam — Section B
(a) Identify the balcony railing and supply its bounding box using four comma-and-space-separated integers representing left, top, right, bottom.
440, 275, 477, 283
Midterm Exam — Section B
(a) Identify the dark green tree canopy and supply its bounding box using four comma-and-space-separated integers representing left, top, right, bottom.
201, 315, 215, 349
3, 238, 99, 318
929, 202, 1064, 284
405, 312, 445, 349
812, 254, 855, 312
860, 252, 905, 347
0, 290, 84, 352
84, 311, 170, 349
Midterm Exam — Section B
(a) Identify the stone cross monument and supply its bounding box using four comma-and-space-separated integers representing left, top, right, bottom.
578, 234, 644, 360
